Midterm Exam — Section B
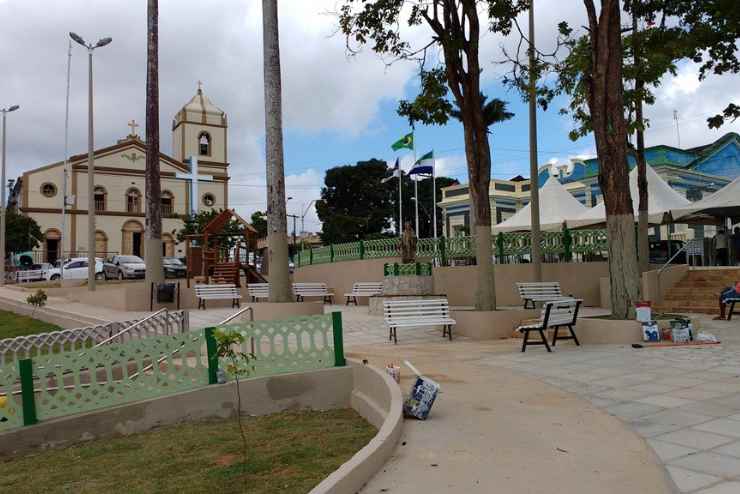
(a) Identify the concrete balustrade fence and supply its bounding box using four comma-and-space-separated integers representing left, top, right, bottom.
0, 313, 346, 434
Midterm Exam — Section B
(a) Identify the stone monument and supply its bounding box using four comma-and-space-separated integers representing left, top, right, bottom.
370, 223, 435, 314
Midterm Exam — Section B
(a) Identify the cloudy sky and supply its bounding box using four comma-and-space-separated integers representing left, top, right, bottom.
0, 0, 738, 232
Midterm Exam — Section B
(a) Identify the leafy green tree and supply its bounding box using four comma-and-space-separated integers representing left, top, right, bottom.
176, 209, 245, 251
250, 211, 268, 238
317, 159, 395, 243
339, 0, 528, 311
6, 209, 42, 254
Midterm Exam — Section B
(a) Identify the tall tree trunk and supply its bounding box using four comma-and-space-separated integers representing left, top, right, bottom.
528, 0, 543, 281
263, 0, 292, 302
584, 0, 641, 318
633, 6, 650, 273
462, 95, 496, 311
145, 0, 163, 285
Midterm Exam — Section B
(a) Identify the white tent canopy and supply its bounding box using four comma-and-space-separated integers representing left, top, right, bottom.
494, 176, 588, 232
671, 174, 740, 221
568, 165, 691, 229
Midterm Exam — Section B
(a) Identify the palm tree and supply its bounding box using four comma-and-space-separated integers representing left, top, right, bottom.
451, 95, 515, 132
145, 0, 163, 284
263, 0, 292, 302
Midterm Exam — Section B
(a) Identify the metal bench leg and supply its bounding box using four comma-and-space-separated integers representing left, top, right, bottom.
447, 325, 452, 341
539, 329, 552, 352
345, 296, 351, 306
569, 325, 580, 346
551, 327, 559, 347
729, 301, 736, 321
521, 330, 529, 353
354, 296, 358, 306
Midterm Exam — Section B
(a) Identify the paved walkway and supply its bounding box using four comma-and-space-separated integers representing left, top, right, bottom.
483, 315, 740, 493
8, 285, 738, 492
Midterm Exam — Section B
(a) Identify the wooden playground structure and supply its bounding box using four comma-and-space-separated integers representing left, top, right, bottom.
183, 209, 266, 287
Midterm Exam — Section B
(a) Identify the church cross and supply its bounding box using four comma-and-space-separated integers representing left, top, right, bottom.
128, 119, 139, 137
176, 156, 214, 215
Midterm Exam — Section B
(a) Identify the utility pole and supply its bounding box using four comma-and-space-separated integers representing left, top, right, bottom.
288, 214, 298, 252
528, 0, 543, 280
0, 105, 20, 287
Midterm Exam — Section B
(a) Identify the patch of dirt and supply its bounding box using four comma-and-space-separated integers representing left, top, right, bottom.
214, 454, 239, 467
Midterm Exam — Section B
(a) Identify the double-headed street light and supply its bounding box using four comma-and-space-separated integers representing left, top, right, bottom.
69, 32, 112, 291
0, 105, 20, 286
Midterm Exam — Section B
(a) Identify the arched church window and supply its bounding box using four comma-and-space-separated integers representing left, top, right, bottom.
161, 190, 174, 217
202, 193, 216, 207
126, 188, 142, 213
94, 186, 107, 211
199, 132, 211, 156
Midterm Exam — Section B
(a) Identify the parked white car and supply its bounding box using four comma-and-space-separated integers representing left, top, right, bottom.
46, 257, 105, 281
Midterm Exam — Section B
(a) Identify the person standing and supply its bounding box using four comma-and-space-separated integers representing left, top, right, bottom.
714, 228, 729, 266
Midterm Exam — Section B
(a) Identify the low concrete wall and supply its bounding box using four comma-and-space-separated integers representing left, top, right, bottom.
296, 260, 610, 307
0, 359, 404, 494
451, 308, 538, 340
311, 360, 404, 494
34, 283, 325, 316
574, 316, 704, 345
294, 258, 401, 306
0, 295, 103, 329
435, 262, 610, 307
0, 366, 353, 456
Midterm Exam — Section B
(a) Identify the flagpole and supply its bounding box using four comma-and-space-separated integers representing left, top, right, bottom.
412, 130, 419, 236
432, 157, 437, 240
398, 167, 403, 236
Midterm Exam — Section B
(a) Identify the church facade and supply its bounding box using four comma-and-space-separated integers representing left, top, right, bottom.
11, 86, 230, 263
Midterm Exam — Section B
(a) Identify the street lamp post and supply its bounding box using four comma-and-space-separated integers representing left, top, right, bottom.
0, 105, 20, 286
300, 199, 317, 234
70, 32, 112, 291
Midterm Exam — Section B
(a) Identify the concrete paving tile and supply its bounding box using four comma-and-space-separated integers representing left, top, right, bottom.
654, 377, 711, 388
670, 451, 740, 478
677, 401, 740, 419
655, 429, 735, 450
631, 410, 714, 438
667, 387, 733, 401
635, 395, 696, 409
697, 379, 740, 393
694, 418, 740, 438
606, 401, 664, 421
587, 396, 619, 408
665, 466, 721, 493
628, 383, 684, 394
647, 439, 697, 462
695, 482, 740, 494
712, 441, 740, 458
710, 366, 740, 375
711, 392, 740, 410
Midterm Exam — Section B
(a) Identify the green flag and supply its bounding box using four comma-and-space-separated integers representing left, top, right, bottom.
391, 132, 414, 151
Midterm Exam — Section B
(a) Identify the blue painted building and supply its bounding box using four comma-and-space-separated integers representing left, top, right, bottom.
440, 133, 740, 237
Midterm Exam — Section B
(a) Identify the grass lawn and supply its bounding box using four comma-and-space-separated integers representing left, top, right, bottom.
0, 309, 60, 339
0, 409, 377, 494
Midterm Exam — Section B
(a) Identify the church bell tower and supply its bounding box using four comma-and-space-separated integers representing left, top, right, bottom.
172, 83, 228, 174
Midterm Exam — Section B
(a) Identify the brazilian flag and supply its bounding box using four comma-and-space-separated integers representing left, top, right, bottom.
391, 132, 414, 151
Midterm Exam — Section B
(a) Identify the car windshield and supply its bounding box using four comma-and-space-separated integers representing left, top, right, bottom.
163, 258, 183, 266
118, 256, 143, 263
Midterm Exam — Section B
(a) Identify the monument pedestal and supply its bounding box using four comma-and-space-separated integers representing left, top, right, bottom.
368, 273, 441, 315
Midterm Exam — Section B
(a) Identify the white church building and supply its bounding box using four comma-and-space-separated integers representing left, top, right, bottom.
11, 86, 230, 263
